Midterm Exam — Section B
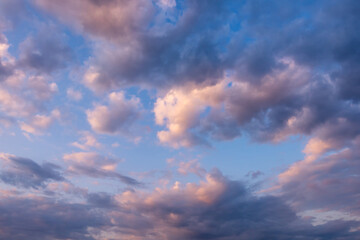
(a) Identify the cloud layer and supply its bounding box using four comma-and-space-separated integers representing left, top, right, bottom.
0, 0, 359, 239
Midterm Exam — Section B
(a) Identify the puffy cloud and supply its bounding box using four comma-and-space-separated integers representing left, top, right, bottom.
32, 0, 359, 102
0, 85, 36, 119
269, 115, 360, 227
0, 34, 61, 134
0, 165, 358, 239
154, 58, 310, 147
35, 0, 239, 91
71, 131, 101, 150
63, 152, 140, 185
20, 109, 61, 135
86, 91, 141, 135
276, 136, 360, 215
33, 0, 360, 150
34, 0, 154, 42
27, 75, 58, 100
107, 169, 360, 239
0, 153, 64, 189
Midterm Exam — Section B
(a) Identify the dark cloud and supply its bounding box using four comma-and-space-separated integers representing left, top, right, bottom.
18, 25, 72, 73
0, 61, 13, 82
0, 0, 28, 29
0, 196, 107, 240
63, 152, 141, 186
0, 168, 358, 239
87, 192, 116, 209
107, 169, 360, 239
0, 153, 65, 189
34, 0, 360, 147
69, 164, 141, 186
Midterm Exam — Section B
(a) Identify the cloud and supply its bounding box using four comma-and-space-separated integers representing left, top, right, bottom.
63, 152, 140, 186
27, 75, 58, 100
107, 169, 360, 239
67, 88, 83, 101
20, 109, 61, 135
275, 136, 360, 216
0, 0, 28, 30
154, 58, 309, 147
18, 25, 72, 73
33, 0, 360, 150
33, 0, 360, 98
0, 36, 14, 82
0, 194, 107, 240
177, 159, 206, 177
0, 166, 358, 239
0, 153, 64, 189
34, 0, 154, 42
86, 91, 141, 135
0, 33, 61, 134
35, 0, 239, 91
71, 131, 101, 150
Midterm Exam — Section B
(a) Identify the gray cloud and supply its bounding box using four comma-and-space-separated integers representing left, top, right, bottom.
0, 195, 107, 240
277, 137, 360, 215
0, 167, 358, 239
18, 25, 72, 73
63, 152, 141, 186
33, 0, 360, 148
86, 91, 141, 135
0, 153, 64, 189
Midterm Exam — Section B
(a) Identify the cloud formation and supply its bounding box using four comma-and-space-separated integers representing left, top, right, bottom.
0, 169, 357, 240
33, 0, 360, 149
0, 0, 359, 239
0, 153, 64, 189
18, 25, 72, 73
86, 91, 141, 135
63, 152, 140, 186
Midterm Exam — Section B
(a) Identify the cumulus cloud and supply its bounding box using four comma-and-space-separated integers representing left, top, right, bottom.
33, 0, 359, 100
0, 163, 358, 239
63, 152, 140, 186
0, 153, 64, 189
0, 33, 61, 134
35, 0, 236, 91
86, 91, 141, 135
71, 131, 101, 150
275, 136, 360, 216
103, 169, 360, 239
154, 58, 309, 147
33, 0, 360, 150
20, 109, 61, 135
0, 1, 359, 239
34, 0, 154, 42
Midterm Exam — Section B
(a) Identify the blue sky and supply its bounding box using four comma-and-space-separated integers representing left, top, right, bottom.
0, 0, 360, 239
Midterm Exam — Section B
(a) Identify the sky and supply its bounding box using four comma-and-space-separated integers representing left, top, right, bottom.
0, 0, 359, 239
